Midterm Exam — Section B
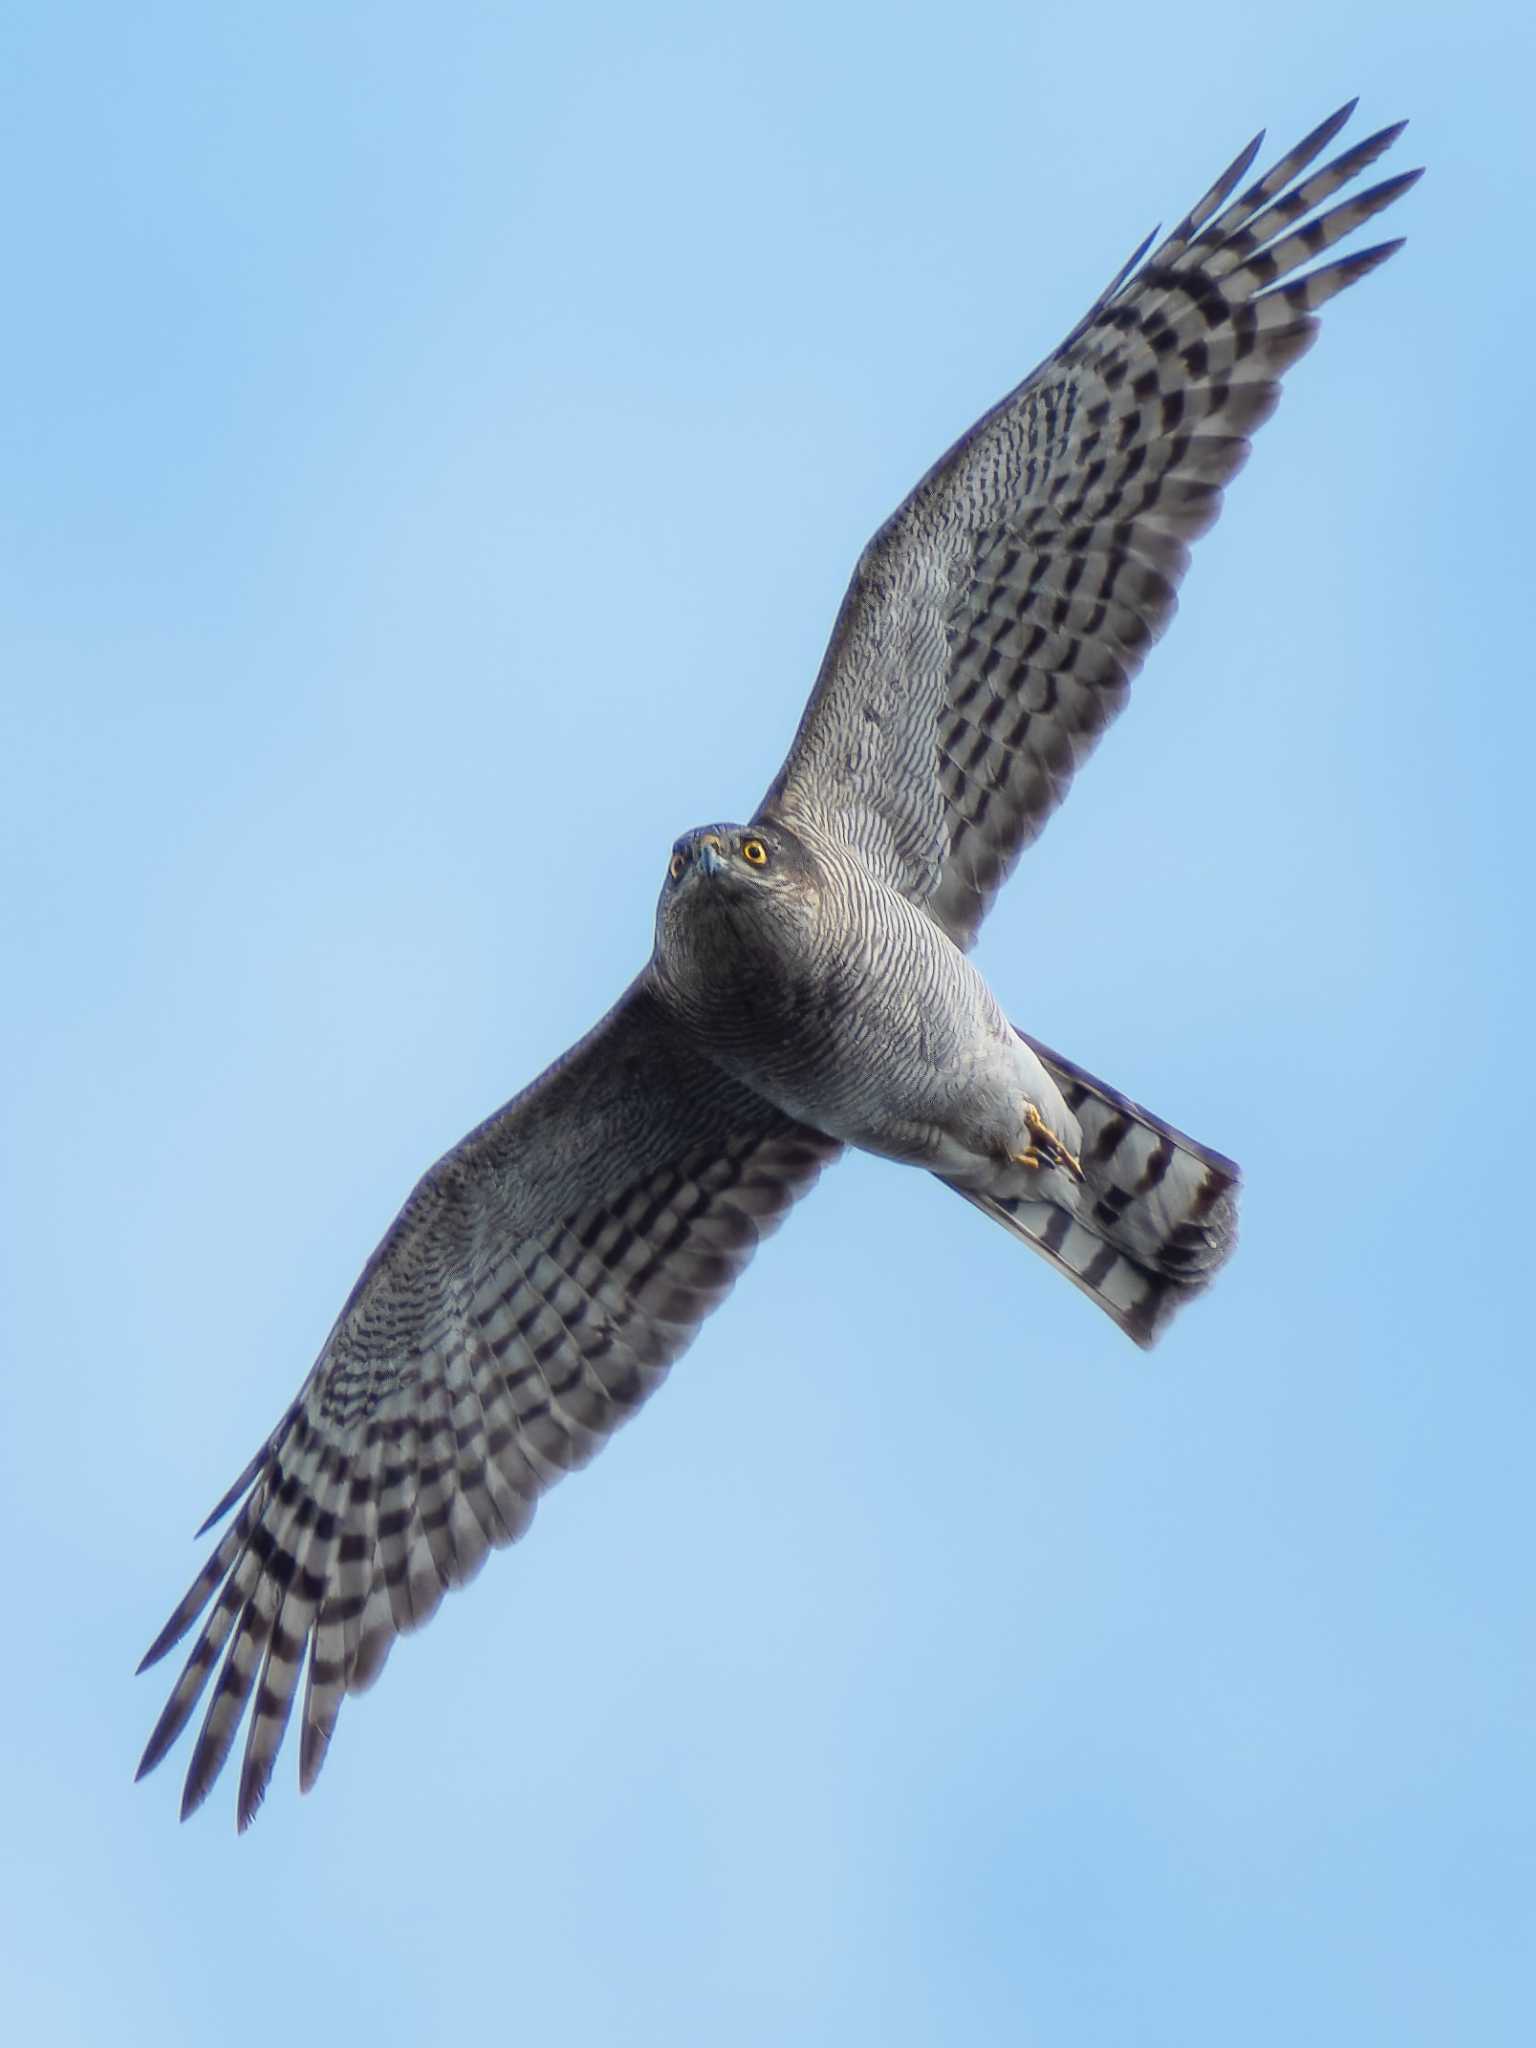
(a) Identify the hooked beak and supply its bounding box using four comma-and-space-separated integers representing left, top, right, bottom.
696, 836, 727, 876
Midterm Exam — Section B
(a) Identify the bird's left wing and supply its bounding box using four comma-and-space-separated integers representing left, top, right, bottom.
137, 979, 839, 1828
759, 105, 1419, 949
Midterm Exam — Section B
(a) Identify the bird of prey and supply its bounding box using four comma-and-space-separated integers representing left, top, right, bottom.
138, 104, 1418, 1827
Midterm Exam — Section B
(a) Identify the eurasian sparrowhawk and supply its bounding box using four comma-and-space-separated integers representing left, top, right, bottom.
138, 105, 1418, 1827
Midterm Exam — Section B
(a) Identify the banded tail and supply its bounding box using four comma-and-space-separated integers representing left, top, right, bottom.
944, 1034, 1240, 1349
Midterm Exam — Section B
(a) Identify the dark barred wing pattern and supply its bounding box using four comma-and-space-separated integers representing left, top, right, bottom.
761, 104, 1419, 948
137, 983, 840, 1828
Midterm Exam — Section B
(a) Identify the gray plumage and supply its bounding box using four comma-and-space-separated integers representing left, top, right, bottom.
138, 104, 1418, 1827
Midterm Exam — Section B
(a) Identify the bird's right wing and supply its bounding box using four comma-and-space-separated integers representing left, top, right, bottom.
137, 980, 839, 1829
760, 104, 1419, 950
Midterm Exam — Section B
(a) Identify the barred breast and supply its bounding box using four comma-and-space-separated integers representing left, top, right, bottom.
654, 823, 1071, 1174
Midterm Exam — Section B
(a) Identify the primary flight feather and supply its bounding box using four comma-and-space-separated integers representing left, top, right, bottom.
139, 104, 1419, 1827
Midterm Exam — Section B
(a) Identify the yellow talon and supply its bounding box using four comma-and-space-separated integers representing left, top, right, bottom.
1020, 1103, 1084, 1182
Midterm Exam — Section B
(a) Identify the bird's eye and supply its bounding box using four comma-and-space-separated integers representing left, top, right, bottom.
740, 838, 768, 867
668, 852, 686, 881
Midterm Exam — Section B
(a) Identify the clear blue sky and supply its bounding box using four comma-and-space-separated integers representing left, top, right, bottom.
3, 3, 1530, 2043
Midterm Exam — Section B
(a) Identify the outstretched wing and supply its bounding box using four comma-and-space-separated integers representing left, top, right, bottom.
760, 104, 1420, 949
137, 981, 839, 1828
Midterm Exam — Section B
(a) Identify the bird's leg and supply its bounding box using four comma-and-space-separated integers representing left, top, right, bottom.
1010, 1103, 1084, 1183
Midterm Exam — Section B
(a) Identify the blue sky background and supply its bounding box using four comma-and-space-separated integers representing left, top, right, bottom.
3, 3, 1531, 2042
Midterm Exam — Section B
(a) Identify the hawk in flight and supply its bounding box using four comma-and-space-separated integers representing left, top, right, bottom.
139, 105, 1418, 1827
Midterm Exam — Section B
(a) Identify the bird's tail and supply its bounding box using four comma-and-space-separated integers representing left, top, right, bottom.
941, 1033, 1240, 1349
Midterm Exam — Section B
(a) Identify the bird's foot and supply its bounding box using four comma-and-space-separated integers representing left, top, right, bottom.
1012, 1104, 1084, 1183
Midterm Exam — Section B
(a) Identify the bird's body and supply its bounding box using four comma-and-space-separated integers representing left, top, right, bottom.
652, 818, 1077, 1190
137, 104, 1419, 1827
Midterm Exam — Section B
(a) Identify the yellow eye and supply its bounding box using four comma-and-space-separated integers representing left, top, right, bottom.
668, 852, 686, 880
740, 838, 768, 867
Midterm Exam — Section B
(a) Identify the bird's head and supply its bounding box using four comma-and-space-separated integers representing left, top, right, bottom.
651, 817, 824, 1010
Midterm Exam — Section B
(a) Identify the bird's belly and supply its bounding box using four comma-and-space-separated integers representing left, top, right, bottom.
658, 869, 1077, 1177
715, 973, 1036, 1173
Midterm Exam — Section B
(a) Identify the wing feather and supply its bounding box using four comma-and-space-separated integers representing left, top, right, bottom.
137, 980, 839, 1826
761, 107, 1420, 946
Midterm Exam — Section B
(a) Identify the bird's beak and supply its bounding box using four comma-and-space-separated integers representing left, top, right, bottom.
696, 837, 726, 876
